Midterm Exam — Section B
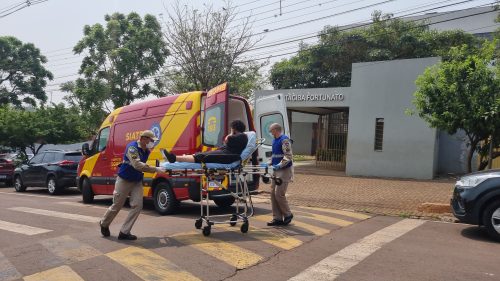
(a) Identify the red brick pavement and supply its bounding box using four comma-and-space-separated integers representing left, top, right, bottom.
256, 162, 456, 220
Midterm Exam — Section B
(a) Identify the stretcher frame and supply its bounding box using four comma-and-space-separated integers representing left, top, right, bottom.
163, 138, 281, 236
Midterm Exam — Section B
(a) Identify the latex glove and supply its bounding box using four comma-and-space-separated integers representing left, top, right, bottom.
272, 164, 281, 171
156, 167, 166, 173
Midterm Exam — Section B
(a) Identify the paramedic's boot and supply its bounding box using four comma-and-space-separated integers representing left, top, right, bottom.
118, 232, 137, 240
283, 213, 294, 225
267, 219, 284, 226
99, 221, 110, 237
161, 149, 176, 163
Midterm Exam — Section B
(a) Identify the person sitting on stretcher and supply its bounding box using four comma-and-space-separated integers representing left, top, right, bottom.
162, 120, 248, 164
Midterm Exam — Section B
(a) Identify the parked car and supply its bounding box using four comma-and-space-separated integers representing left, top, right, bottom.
451, 169, 500, 241
0, 153, 16, 186
13, 150, 82, 195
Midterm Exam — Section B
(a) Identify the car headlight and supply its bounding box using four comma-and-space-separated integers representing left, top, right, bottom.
456, 173, 498, 188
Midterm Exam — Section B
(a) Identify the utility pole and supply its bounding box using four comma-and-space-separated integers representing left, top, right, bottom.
488, 130, 495, 169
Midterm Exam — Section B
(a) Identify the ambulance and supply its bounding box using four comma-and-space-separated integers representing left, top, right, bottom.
77, 83, 289, 215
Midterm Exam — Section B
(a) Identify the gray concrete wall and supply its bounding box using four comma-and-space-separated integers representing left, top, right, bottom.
291, 122, 313, 155
346, 57, 440, 179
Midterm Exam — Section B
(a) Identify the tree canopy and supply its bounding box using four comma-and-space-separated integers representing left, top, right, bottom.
0, 36, 53, 107
161, 1, 265, 99
0, 105, 88, 156
413, 41, 500, 172
270, 12, 480, 89
72, 12, 169, 108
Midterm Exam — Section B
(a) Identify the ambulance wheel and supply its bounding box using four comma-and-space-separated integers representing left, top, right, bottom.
202, 226, 211, 236
81, 178, 94, 204
214, 197, 235, 208
154, 182, 179, 215
230, 214, 237, 226
241, 222, 249, 233
195, 219, 203, 229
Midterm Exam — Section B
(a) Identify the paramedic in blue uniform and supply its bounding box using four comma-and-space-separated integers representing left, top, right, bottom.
267, 123, 294, 226
99, 130, 165, 240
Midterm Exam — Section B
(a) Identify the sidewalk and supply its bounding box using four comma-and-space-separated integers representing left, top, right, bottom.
255, 161, 456, 221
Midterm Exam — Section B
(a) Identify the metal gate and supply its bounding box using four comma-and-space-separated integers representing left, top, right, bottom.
316, 110, 349, 170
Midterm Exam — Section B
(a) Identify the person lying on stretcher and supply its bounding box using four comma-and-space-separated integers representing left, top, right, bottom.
162, 120, 248, 164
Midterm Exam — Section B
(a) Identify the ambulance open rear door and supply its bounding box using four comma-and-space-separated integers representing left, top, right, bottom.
254, 94, 289, 164
202, 83, 229, 147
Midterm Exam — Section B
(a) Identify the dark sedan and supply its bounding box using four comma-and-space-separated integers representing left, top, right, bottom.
13, 150, 82, 195
451, 169, 500, 241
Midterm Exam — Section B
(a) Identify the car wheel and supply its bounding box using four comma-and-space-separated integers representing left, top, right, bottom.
81, 178, 94, 204
482, 200, 500, 241
14, 175, 26, 192
153, 182, 179, 215
214, 197, 235, 208
47, 176, 61, 195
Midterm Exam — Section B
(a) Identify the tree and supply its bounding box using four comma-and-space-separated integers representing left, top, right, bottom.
73, 12, 169, 108
270, 12, 479, 89
161, 1, 265, 98
0, 36, 53, 107
0, 105, 87, 157
413, 41, 500, 173
61, 79, 110, 136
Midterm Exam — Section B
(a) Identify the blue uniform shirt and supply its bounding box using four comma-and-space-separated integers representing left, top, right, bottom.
271, 134, 293, 169
118, 141, 150, 182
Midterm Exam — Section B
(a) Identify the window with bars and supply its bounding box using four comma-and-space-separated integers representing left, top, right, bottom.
374, 118, 384, 151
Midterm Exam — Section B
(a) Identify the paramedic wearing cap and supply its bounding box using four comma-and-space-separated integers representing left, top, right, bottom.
99, 130, 165, 240
267, 123, 294, 226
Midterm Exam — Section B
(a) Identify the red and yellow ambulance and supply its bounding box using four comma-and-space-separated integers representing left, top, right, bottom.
77, 83, 289, 215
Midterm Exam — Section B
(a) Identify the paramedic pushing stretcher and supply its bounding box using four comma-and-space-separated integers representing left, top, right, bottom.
99, 130, 166, 240
162, 120, 248, 164
267, 123, 294, 226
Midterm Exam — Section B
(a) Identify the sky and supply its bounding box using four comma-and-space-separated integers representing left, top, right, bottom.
0, 0, 497, 104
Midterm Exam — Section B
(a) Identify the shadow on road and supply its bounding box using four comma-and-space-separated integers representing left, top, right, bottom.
461, 226, 499, 244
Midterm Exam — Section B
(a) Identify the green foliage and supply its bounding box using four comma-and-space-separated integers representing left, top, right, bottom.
0, 36, 53, 107
161, 2, 265, 98
270, 12, 479, 89
414, 41, 500, 172
73, 12, 169, 108
0, 105, 87, 156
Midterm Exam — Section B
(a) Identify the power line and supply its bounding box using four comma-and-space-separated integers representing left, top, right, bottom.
0, 0, 48, 18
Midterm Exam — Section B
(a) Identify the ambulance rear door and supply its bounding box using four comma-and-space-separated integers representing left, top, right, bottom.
254, 94, 289, 164
202, 82, 229, 147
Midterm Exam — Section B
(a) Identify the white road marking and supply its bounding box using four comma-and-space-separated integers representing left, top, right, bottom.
0, 191, 71, 200
8, 207, 100, 223
289, 219, 425, 281
0, 220, 52, 236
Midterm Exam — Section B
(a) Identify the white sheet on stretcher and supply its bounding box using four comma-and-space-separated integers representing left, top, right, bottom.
161, 131, 262, 170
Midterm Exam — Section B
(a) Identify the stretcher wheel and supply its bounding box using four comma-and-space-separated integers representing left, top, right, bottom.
202, 226, 211, 236
241, 222, 249, 233
262, 175, 270, 184
195, 219, 203, 229
230, 215, 237, 226
275, 178, 283, 186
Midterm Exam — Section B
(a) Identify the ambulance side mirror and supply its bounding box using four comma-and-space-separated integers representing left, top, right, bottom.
82, 143, 91, 156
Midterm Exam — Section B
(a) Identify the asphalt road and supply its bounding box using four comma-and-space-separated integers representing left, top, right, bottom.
0, 186, 499, 281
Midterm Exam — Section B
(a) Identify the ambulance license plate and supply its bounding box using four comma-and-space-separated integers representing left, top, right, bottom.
208, 181, 221, 188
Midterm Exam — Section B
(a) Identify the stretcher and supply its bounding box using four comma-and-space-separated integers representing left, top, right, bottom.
161, 131, 281, 236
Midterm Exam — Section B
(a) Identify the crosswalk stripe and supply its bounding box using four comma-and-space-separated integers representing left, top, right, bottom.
8, 207, 100, 223
0, 251, 22, 281
23, 265, 84, 281
40, 235, 102, 263
172, 232, 264, 270
298, 207, 371, 220
253, 215, 330, 236
106, 246, 200, 281
219, 225, 303, 250
289, 219, 425, 281
0, 191, 67, 200
57, 201, 105, 209
294, 211, 353, 227
0, 220, 52, 236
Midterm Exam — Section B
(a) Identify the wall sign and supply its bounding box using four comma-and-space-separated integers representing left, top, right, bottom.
285, 93, 345, 102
